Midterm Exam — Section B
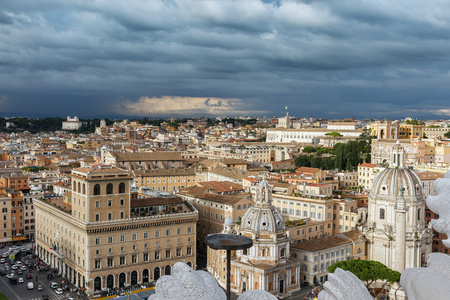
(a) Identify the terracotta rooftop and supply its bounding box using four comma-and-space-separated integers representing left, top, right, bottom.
416, 172, 444, 180
359, 163, 377, 168
291, 235, 351, 252
295, 166, 321, 174
132, 168, 196, 177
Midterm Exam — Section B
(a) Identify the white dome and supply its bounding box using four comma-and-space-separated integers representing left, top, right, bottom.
240, 205, 285, 233
372, 167, 423, 198
224, 217, 235, 226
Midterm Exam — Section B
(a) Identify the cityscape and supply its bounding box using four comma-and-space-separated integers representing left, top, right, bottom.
0, 115, 449, 300
2, 1, 450, 300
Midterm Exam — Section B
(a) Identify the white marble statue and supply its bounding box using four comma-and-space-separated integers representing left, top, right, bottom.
148, 262, 277, 300
318, 171, 450, 300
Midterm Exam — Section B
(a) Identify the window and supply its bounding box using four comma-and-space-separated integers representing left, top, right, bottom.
237, 205, 241, 210
187, 247, 192, 255
95, 238, 101, 245
177, 228, 181, 235
107, 258, 113, 267
95, 214, 100, 221
106, 183, 113, 194
120, 199, 124, 206
108, 236, 113, 244
144, 232, 149, 239
94, 184, 101, 195
176, 248, 182, 257
380, 208, 385, 220
166, 250, 171, 258
187, 227, 192, 234
108, 200, 112, 207
143, 253, 149, 261
120, 256, 126, 265
95, 260, 101, 269
155, 251, 160, 260
166, 229, 171, 236
108, 213, 112, 220
95, 201, 100, 208
119, 182, 126, 193
120, 235, 125, 242
155, 231, 160, 238
131, 254, 138, 263
132, 233, 137, 241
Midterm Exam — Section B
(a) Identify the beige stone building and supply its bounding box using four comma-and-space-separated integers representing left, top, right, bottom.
132, 168, 198, 192
290, 230, 365, 286
358, 163, 385, 190
35, 164, 198, 294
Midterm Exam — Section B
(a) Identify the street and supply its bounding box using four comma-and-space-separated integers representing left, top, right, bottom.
0, 241, 78, 300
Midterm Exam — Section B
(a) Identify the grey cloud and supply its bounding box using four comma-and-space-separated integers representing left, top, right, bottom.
1, 0, 450, 119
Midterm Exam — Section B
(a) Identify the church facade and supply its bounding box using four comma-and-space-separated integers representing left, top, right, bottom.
207, 179, 301, 298
364, 141, 432, 272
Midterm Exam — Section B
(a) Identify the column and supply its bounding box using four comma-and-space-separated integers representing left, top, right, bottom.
394, 198, 407, 272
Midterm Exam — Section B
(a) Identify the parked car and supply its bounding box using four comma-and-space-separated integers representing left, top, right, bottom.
55, 288, 64, 295
37, 285, 43, 291
28, 282, 34, 290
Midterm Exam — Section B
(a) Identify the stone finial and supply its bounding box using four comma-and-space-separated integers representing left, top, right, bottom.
148, 262, 276, 300
426, 171, 450, 247
318, 268, 372, 300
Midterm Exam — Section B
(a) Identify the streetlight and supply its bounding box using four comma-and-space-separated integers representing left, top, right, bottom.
206, 233, 252, 300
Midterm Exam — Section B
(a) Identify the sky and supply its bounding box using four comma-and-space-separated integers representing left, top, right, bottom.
1, 0, 450, 119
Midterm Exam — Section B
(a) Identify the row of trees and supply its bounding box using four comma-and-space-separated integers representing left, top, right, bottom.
294, 139, 371, 171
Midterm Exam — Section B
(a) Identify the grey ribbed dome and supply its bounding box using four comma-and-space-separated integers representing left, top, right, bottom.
240, 205, 285, 233
224, 216, 235, 226
372, 167, 423, 198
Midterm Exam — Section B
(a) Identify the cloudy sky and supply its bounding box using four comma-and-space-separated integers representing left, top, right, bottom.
1, 0, 450, 119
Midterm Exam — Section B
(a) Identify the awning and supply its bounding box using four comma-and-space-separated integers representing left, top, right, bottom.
0, 237, 13, 243
12, 236, 27, 241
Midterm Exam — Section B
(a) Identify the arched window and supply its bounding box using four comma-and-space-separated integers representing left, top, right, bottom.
107, 275, 114, 289
164, 265, 171, 275
82, 183, 85, 194
243, 204, 246, 209
280, 248, 286, 258
379, 208, 385, 220
131, 271, 138, 285
119, 273, 126, 288
418, 208, 421, 220
94, 276, 102, 291
186, 262, 192, 268
94, 184, 101, 195
77, 182, 81, 193
119, 182, 126, 194
73, 182, 76, 192
106, 183, 113, 194
142, 269, 149, 283
154, 267, 160, 281
237, 205, 241, 210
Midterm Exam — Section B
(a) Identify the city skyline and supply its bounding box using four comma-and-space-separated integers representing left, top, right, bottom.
2, 1, 450, 119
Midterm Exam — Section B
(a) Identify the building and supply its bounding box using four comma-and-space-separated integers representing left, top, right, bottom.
132, 168, 198, 192
267, 127, 362, 145
207, 180, 301, 297
0, 189, 27, 244
290, 230, 365, 286
102, 151, 184, 170
35, 164, 198, 294
62, 116, 83, 130
336, 171, 358, 189
178, 182, 253, 255
363, 141, 433, 272
358, 163, 384, 191
370, 138, 413, 165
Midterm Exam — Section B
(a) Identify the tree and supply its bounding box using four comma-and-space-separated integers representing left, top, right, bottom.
302, 146, 316, 153
325, 131, 343, 137
445, 131, 450, 138
328, 260, 401, 297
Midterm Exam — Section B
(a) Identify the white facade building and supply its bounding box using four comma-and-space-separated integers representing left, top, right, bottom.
364, 141, 432, 272
62, 116, 83, 130
267, 128, 362, 145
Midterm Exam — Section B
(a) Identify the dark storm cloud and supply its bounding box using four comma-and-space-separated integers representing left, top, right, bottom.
1, 0, 450, 118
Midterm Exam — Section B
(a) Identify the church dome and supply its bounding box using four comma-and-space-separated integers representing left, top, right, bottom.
224, 216, 235, 226
240, 205, 285, 233
371, 167, 423, 198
